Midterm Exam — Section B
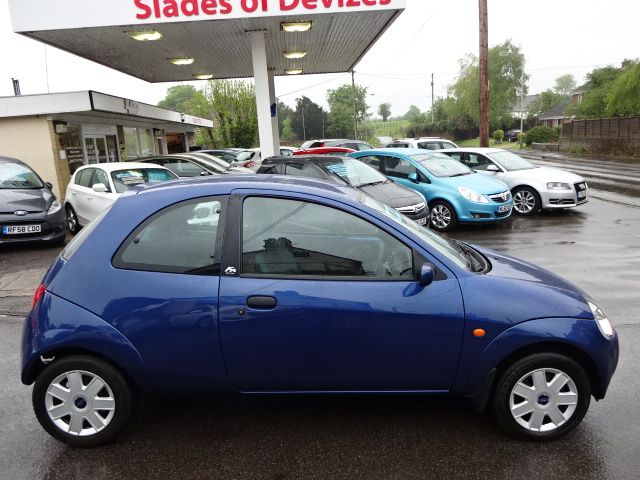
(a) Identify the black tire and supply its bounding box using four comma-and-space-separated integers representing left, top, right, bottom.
65, 205, 80, 235
32, 355, 135, 447
493, 352, 591, 440
512, 187, 541, 216
429, 200, 458, 232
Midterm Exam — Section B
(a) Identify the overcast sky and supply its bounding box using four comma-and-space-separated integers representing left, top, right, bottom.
1, 0, 638, 118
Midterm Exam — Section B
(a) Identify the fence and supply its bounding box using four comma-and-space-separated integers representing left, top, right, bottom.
560, 116, 640, 155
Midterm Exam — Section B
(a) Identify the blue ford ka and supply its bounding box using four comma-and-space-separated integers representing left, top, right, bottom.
23, 176, 618, 446
349, 149, 513, 231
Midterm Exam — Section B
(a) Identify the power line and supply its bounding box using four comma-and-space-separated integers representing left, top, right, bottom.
278, 73, 348, 98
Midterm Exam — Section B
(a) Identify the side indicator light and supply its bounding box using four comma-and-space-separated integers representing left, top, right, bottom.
473, 329, 486, 338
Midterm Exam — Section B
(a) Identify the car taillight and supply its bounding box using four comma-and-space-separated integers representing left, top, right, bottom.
244, 161, 255, 168
32, 284, 46, 308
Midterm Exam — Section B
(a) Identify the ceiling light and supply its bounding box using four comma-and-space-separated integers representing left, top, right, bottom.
284, 51, 307, 59
128, 30, 163, 41
280, 21, 312, 33
285, 68, 303, 75
193, 73, 214, 80
170, 57, 195, 65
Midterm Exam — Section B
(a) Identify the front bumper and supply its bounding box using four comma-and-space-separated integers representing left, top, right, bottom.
541, 182, 589, 209
458, 200, 513, 223
0, 210, 66, 245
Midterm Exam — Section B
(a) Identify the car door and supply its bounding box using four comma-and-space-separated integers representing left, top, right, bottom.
69, 168, 95, 225
83, 167, 115, 222
218, 194, 465, 391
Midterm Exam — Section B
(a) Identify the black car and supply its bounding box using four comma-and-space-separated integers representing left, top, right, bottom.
0, 156, 66, 245
258, 155, 429, 226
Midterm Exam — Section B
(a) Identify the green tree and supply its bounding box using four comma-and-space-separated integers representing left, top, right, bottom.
447, 40, 527, 129
528, 89, 567, 117
292, 96, 324, 141
569, 65, 622, 118
277, 100, 294, 134
189, 80, 258, 148
554, 74, 577, 96
157, 85, 199, 113
378, 103, 392, 122
606, 61, 640, 116
327, 84, 368, 138
404, 105, 422, 122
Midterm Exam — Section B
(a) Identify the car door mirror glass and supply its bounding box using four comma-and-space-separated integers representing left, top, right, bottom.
486, 164, 500, 172
408, 172, 419, 183
419, 263, 435, 287
92, 183, 109, 193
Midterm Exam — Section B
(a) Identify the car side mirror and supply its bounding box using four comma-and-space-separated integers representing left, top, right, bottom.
419, 263, 435, 287
45, 181, 53, 189
92, 183, 108, 193
200, 171, 212, 176
486, 164, 500, 173
408, 172, 419, 183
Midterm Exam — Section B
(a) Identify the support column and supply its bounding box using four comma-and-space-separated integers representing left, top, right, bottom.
251, 31, 278, 158
268, 69, 280, 152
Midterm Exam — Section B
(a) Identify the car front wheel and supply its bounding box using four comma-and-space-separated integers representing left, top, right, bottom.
512, 187, 541, 215
493, 352, 591, 440
32, 355, 135, 447
430, 200, 458, 232
65, 205, 80, 235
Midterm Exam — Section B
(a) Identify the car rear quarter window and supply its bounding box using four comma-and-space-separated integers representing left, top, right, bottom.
242, 197, 413, 279
113, 197, 225, 275
285, 163, 324, 179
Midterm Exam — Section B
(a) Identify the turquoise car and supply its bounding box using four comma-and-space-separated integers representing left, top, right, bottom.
350, 149, 513, 231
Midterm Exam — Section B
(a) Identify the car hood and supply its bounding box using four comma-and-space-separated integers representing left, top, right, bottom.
0, 188, 51, 213
358, 181, 424, 208
504, 166, 584, 183
441, 173, 509, 195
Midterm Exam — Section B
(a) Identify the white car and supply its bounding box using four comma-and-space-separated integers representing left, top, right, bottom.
386, 137, 459, 150
64, 162, 178, 233
439, 148, 588, 215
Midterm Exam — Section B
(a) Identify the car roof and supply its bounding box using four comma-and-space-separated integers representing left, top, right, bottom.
76, 162, 172, 173
0, 156, 28, 165
438, 147, 505, 154
354, 148, 434, 156
264, 155, 351, 165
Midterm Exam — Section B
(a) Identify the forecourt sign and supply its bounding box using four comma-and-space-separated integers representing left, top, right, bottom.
9, 0, 406, 157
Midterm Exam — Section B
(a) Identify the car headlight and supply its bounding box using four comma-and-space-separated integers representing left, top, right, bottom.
47, 200, 62, 216
588, 301, 614, 338
458, 187, 489, 204
547, 182, 571, 190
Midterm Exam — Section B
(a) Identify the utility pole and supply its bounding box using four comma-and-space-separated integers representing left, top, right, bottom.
431, 73, 435, 126
479, 0, 489, 147
351, 70, 358, 139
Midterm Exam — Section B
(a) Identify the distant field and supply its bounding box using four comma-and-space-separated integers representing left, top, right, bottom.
457, 138, 522, 150
364, 119, 411, 139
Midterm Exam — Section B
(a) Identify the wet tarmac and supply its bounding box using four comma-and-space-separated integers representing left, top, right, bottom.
1, 156, 639, 479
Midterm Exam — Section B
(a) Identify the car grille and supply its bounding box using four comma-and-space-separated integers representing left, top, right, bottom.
488, 191, 511, 203
549, 199, 576, 206
396, 202, 426, 215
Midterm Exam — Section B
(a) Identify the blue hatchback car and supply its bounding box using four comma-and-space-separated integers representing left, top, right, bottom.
23, 176, 618, 446
349, 149, 513, 231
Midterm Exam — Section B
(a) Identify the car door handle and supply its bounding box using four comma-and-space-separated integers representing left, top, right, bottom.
246, 296, 277, 310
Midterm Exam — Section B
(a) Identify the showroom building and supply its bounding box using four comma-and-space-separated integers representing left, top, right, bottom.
0, 90, 212, 199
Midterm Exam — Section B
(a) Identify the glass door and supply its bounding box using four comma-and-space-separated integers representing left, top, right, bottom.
84, 136, 110, 164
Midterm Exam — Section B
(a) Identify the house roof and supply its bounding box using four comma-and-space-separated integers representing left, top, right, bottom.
511, 94, 539, 113
539, 102, 571, 120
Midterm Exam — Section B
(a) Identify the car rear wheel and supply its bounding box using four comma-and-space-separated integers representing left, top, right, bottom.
429, 200, 458, 232
512, 187, 541, 215
493, 353, 590, 440
33, 355, 135, 447
65, 205, 80, 235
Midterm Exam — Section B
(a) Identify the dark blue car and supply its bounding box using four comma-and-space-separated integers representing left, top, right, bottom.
23, 176, 618, 446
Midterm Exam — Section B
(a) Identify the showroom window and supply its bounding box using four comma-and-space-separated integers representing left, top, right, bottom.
242, 197, 413, 279
123, 127, 156, 159
114, 198, 225, 275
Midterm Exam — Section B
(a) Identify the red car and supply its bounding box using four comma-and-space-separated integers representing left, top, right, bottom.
293, 147, 356, 156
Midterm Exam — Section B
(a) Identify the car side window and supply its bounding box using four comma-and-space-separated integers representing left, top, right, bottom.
417, 142, 440, 150
466, 154, 494, 171
242, 197, 413, 279
285, 163, 324, 179
165, 159, 207, 177
92, 169, 111, 192
357, 156, 384, 172
76, 168, 95, 187
383, 157, 417, 180
113, 197, 225, 275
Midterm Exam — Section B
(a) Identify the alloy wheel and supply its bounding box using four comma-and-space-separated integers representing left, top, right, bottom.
513, 190, 537, 214
431, 204, 452, 230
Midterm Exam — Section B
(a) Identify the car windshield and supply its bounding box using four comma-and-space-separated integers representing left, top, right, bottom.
488, 151, 535, 171
324, 158, 388, 187
412, 154, 472, 177
0, 162, 44, 189
111, 168, 177, 193
236, 151, 255, 162
355, 193, 471, 270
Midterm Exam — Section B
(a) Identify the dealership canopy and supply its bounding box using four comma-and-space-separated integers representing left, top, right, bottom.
8, 0, 406, 156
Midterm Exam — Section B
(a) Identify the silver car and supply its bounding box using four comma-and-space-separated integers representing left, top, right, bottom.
439, 148, 588, 215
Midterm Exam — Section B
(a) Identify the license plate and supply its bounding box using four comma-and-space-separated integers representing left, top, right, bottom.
578, 191, 587, 199
498, 205, 511, 213
417, 217, 427, 225
2, 225, 41, 235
